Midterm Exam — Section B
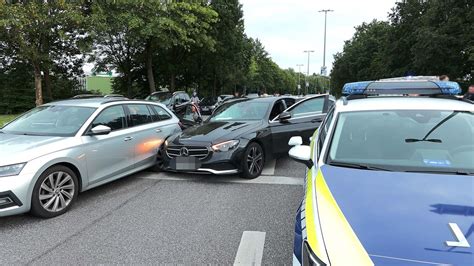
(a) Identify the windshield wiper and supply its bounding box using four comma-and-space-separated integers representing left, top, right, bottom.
405, 138, 442, 143
405, 112, 459, 144
328, 161, 392, 171
405, 170, 473, 175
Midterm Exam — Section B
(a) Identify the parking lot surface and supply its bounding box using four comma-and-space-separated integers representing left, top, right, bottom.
0, 157, 304, 264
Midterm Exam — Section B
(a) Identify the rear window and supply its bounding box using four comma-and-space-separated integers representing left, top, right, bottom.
127, 104, 153, 126
150, 105, 172, 121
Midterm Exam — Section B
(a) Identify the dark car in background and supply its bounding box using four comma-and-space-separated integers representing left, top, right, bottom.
159, 95, 334, 178
199, 97, 218, 115
146, 91, 202, 129
145, 91, 190, 109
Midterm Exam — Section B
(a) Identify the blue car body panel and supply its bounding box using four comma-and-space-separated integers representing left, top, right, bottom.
317, 164, 473, 265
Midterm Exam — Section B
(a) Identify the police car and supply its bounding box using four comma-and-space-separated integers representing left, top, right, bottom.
288, 77, 473, 265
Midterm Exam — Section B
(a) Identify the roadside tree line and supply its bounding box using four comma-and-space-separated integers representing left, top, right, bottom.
0, 0, 329, 114
330, 0, 473, 96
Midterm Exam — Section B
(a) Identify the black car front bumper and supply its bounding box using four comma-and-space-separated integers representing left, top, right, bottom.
162, 144, 245, 175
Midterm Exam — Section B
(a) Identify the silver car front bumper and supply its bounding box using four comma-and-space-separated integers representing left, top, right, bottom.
0, 172, 35, 217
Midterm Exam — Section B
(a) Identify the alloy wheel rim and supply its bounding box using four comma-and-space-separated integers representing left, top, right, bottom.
39, 171, 75, 213
247, 146, 263, 175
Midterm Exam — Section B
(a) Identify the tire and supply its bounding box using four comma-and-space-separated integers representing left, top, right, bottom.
240, 142, 265, 179
30, 165, 79, 218
150, 144, 165, 172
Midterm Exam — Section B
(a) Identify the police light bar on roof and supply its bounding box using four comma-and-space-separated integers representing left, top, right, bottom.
342, 79, 461, 96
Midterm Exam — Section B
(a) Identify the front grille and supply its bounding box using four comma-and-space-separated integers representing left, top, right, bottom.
166, 145, 210, 160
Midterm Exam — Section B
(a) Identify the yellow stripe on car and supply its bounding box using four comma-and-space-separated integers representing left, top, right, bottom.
304, 128, 330, 263
305, 168, 319, 251
315, 170, 374, 266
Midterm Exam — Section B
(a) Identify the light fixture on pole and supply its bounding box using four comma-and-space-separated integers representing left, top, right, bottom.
319, 9, 333, 76
296, 64, 304, 95
303, 50, 314, 95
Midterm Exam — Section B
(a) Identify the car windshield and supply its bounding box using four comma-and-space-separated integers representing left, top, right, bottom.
327, 110, 474, 174
147, 93, 172, 105
209, 101, 269, 121
1, 105, 96, 137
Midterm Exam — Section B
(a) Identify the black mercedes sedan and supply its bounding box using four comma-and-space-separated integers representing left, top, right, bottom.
159, 95, 334, 178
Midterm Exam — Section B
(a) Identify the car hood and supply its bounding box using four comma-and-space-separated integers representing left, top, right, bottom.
320, 165, 473, 265
170, 121, 263, 145
0, 133, 76, 165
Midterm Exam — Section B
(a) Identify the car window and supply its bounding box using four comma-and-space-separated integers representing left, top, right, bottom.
182, 105, 195, 121
283, 98, 296, 108
290, 97, 325, 117
270, 100, 286, 120
210, 101, 270, 121
150, 105, 172, 121
317, 106, 335, 158
91, 105, 126, 131
181, 93, 190, 102
127, 104, 153, 126
175, 93, 188, 104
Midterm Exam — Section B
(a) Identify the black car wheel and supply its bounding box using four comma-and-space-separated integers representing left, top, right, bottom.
240, 142, 264, 179
31, 165, 79, 218
151, 145, 165, 172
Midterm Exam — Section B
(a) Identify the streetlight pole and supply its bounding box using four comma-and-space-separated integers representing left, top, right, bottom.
296, 64, 303, 95
303, 50, 314, 95
319, 9, 333, 76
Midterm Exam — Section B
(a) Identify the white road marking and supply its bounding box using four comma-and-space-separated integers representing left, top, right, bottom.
138, 172, 303, 186
370, 254, 451, 265
234, 231, 266, 266
261, 159, 276, 176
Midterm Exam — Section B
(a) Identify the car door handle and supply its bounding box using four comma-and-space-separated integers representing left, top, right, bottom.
123, 136, 134, 141
155, 128, 162, 133
311, 118, 322, 123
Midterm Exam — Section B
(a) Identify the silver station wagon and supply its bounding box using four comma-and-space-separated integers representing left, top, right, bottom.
0, 97, 181, 218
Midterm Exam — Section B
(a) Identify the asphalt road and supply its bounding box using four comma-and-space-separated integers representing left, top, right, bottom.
0, 156, 305, 264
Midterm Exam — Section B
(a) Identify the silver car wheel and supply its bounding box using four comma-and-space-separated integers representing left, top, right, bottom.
38, 171, 75, 213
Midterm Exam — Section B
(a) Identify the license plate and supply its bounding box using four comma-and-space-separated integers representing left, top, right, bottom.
171, 157, 200, 170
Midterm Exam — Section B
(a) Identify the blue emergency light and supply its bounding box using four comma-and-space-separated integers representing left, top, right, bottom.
342, 80, 461, 96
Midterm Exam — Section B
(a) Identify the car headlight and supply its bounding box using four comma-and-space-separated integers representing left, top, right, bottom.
211, 140, 239, 152
0, 163, 26, 177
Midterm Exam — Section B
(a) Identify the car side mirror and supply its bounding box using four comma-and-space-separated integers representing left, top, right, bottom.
288, 136, 303, 146
289, 145, 313, 168
279, 111, 292, 121
288, 136, 313, 168
90, 125, 111, 135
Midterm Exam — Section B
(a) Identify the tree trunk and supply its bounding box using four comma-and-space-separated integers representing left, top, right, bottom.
126, 73, 132, 98
170, 73, 176, 92
145, 42, 156, 93
43, 68, 53, 101
34, 65, 43, 106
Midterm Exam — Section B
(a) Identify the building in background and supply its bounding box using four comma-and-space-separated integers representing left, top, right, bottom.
78, 73, 114, 95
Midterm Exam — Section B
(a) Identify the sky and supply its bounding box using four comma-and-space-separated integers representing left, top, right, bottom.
240, 0, 398, 75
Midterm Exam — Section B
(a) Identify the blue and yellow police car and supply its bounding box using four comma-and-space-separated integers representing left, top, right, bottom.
289, 77, 473, 265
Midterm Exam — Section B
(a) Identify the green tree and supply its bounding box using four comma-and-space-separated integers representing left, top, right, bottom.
330, 20, 392, 96
0, 1, 89, 105
331, 0, 474, 95
92, 1, 217, 94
